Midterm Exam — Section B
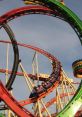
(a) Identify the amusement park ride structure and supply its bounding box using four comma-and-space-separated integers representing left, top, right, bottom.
0, 0, 82, 117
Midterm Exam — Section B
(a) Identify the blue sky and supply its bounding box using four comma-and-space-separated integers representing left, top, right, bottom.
0, 0, 82, 79
0, 0, 82, 100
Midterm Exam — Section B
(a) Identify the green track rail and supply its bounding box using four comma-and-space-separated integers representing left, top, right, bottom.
43, 0, 82, 116
29, 0, 82, 43
27, 0, 82, 116
16, 0, 82, 116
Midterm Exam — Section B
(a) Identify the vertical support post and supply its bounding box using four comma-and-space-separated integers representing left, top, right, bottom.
6, 44, 11, 117
6, 44, 9, 83
37, 100, 42, 117
32, 51, 39, 85
35, 52, 39, 85
61, 73, 66, 107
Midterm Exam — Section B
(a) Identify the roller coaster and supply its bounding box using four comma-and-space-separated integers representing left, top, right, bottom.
0, 0, 82, 116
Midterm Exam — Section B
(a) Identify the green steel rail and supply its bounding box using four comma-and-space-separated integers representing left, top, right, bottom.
24, 0, 82, 116
24, 0, 82, 43
43, 0, 82, 116
44, 0, 82, 44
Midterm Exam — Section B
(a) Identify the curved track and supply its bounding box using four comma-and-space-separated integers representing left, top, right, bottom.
0, 40, 81, 117
23, 1, 82, 116
0, 81, 34, 117
0, 23, 19, 90
0, 40, 61, 102
29, 0, 82, 116
0, 39, 62, 116
0, 40, 78, 117
23, 0, 82, 43
0, 0, 82, 116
